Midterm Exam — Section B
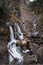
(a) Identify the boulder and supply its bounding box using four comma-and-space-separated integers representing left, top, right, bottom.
31, 31, 39, 38
37, 46, 43, 63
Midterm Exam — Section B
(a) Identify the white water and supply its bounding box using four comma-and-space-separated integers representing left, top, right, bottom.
7, 26, 23, 63
14, 23, 24, 40
23, 49, 30, 53
29, 0, 36, 2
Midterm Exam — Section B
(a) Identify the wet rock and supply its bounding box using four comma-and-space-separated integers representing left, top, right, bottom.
0, 38, 9, 64
31, 37, 43, 44
0, 64, 7, 65
0, 25, 9, 64
37, 47, 43, 63
0, 26, 9, 35
29, 43, 38, 54
0, 40, 7, 55
40, 35, 43, 39
29, 55, 38, 63
31, 32, 39, 38
0, 52, 8, 64
24, 54, 38, 65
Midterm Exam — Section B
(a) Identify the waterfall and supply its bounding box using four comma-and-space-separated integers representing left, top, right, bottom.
7, 25, 23, 63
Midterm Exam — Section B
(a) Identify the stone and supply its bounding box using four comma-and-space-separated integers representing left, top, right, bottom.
31, 32, 39, 38
24, 54, 38, 65
37, 46, 43, 63
29, 43, 38, 54
0, 40, 7, 54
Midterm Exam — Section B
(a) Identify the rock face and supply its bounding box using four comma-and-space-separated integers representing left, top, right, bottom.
37, 47, 43, 63
29, 43, 38, 54
0, 25, 9, 65
0, 0, 43, 65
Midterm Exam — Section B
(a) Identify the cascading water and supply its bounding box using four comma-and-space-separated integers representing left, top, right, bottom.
7, 25, 23, 63
14, 23, 24, 40
14, 23, 30, 53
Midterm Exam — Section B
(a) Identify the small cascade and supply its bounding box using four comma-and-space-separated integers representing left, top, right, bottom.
7, 25, 23, 63
14, 23, 30, 53
14, 23, 24, 40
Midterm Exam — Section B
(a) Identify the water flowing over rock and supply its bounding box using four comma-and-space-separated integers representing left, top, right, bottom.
7, 25, 23, 63
14, 23, 24, 40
